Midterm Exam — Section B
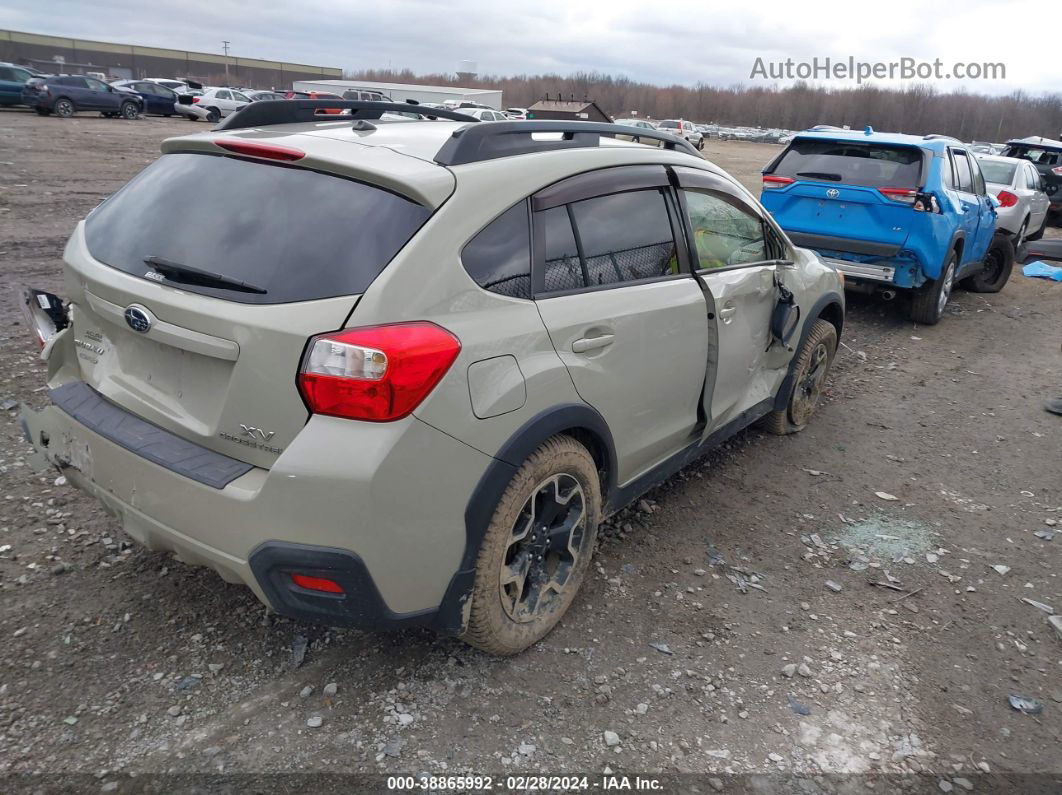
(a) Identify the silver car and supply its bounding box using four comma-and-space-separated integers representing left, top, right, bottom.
19, 104, 843, 655
975, 153, 1051, 245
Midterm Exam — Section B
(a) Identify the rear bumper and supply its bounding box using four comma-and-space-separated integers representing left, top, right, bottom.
819, 257, 896, 284
21, 384, 492, 630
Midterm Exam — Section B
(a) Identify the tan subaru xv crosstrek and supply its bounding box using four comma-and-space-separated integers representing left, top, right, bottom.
19, 101, 844, 655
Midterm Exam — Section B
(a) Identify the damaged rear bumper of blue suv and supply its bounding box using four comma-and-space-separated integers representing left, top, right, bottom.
760, 128, 1009, 324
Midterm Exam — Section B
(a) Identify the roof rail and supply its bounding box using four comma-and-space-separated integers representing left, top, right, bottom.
434, 120, 701, 165
922, 134, 961, 143
214, 99, 479, 130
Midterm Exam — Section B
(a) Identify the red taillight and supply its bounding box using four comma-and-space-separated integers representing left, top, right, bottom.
1052, 167, 1062, 177
191, 96, 199, 103
879, 187, 918, 205
298, 322, 461, 422
762, 175, 795, 189
290, 574, 344, 594
996, 190, 1018, 208
214, 139, 305, 161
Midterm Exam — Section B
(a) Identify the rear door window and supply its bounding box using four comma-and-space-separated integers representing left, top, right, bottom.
951, 150, 974, 192
84, 153, 433, 304
772, 139, 924, 188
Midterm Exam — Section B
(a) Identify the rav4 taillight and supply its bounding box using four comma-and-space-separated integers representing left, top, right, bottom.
1051, 166, 1062, 177
878, 187, 918, 205
297, 322, 461, 422
762, 175, 794, 189
996, 190, 1019, 208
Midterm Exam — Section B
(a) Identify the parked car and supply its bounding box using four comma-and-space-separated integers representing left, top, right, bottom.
505, 107, 528, 119
974, 154, 1050, 245
462, 107, 509, 121
656, 119, 704, 149
109, 79, 207, 121
1002, 136, 1062, 220
193, 87, 251, 121
613, 118, 664, 147
761, 128, 1013, 324
0, 62, 38, 106
340, 88, 391, 102
21, 75, 143, 119
145, 78, 191, 93
18, 113, 843, 655
245, 90, 286, 102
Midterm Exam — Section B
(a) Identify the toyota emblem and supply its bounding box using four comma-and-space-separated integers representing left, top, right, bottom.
826, 188, 840, 199
124, 306, 152, 334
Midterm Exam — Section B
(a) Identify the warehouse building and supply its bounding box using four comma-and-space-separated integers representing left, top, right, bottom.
0, 29, 341, 88
291, 79, 503, 110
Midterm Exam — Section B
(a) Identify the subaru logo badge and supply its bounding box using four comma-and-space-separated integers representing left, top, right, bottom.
124, 305, 152, 334
826, 188, 840, 199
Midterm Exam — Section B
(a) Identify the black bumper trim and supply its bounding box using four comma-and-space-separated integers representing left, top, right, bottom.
49, 381, 252, 489
788, 231, 902, 258
249, 541, 436, 630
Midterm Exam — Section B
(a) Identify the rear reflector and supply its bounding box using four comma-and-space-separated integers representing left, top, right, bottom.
298, 322, 461, 422
290, 573, 345, 594
995, 190, 1019, 208
214, 139, 305, 161
878, 187, 918, 205
762, 175, 795, 189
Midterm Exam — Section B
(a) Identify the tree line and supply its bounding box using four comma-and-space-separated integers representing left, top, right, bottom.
347, 68, 1061, 143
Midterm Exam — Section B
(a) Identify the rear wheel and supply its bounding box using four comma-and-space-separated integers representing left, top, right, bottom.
960, 234, 1014, 293
910, 251, 956, 324
761, 319, 838, 435
1027, 213, 1048, 242
206, 107, 221, 123
462, 435, 601, 655
53, 98, 74, 118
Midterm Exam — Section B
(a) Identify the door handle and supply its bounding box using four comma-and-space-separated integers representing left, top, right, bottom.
572, 334, 615, 353
718, 302, 738, 322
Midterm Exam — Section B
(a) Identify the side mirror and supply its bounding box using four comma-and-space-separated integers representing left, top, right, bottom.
771, 285, 800, 346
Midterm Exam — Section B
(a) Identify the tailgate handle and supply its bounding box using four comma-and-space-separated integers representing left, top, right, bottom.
572, 334, 614, 354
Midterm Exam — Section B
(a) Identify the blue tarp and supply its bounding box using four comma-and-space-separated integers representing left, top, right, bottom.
1022, 260, 1062, 282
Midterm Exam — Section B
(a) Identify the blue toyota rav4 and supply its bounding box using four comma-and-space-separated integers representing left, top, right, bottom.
761, 127, 1013, 324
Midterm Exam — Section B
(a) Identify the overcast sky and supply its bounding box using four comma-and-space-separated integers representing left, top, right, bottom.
3, 0, 1057, 95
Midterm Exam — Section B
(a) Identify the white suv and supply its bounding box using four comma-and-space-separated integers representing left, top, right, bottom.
657, 119, 704, 149
20, 102, 843, 655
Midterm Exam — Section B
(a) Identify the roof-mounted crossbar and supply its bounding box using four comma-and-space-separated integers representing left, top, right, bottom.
433, 120, 701, 165
215, 100, 479, 130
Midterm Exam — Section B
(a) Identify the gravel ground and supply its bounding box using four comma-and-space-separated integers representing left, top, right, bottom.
1, 109, 1060, 790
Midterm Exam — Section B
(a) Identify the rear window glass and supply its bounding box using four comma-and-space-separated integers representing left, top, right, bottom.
976, 159, 1016, 185
772, 139, 923, 188
658, 121, 679, 129
85, 153, 432, 304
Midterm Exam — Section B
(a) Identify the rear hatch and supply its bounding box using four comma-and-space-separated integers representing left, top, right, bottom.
762, 138, 927, 256
64, 149, 437, 469
1002, 142, 1062, 203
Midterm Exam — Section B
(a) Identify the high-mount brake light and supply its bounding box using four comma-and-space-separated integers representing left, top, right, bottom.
214, 139, 305, 162
762, 175, 795, 189
297, 322, 461, 422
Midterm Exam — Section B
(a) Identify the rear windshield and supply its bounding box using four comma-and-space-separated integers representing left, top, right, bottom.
658, 121, 679, 129
85, 153, 432, 304
772, 139, 924, 189
1003, 146, 1061, 166
976, 159, 1016, 184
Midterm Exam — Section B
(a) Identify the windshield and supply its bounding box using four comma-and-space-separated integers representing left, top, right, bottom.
85, 153, 432, 304
658, 121, 679, 129
772, 139, 924, 189
976, 159, 1016, 184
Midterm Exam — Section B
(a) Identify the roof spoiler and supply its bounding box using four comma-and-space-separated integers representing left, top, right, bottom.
214, 99, 479, 130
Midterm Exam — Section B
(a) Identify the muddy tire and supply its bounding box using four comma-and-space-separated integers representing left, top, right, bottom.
961, 234, 1014, 293
760, 319, 838, 435
910, 251, 957, 324
462, 435, 601, 655
53, 98, 75, 118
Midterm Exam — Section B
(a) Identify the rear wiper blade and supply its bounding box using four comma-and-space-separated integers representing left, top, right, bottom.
796, 171, 843, 182
144, 256, 267, 294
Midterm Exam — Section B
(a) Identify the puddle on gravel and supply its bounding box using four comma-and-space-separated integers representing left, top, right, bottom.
833, 515, 937, 562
